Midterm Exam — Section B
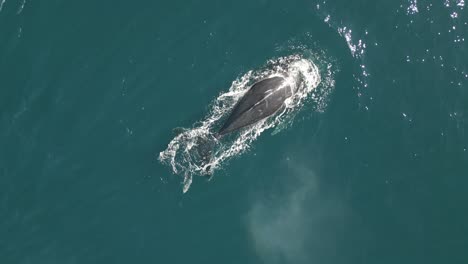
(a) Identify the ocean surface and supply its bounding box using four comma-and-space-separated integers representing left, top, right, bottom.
1, 0, 467, 263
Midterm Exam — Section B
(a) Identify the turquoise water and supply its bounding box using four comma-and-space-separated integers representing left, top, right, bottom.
1, 0, 467, 263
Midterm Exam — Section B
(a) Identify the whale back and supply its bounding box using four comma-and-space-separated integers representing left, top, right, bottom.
218, 76, 291, 136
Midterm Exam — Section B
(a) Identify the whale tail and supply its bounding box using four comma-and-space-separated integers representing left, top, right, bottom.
193, 131, 220, 178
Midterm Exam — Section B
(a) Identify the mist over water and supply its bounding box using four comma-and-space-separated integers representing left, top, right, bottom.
247, 157, 359, 264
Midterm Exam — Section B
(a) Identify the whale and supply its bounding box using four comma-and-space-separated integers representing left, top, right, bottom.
217, 76, 292, 137
197, 76, 294, 175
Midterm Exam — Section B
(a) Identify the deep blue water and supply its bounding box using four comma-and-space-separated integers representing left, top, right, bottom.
1, 0, 468, 263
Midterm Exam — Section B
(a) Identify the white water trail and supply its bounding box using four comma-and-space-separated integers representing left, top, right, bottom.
159, 54, 330, 193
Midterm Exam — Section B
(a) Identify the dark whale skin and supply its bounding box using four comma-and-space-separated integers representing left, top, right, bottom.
217, 76, 291, 136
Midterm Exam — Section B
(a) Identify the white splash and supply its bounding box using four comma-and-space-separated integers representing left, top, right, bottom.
407, 0, 419, 14
159, 54, 331, 193
17, 0, 26, 14
337, 27, 366, 58
445, 0, 465, 7
0, 0, 7, 12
